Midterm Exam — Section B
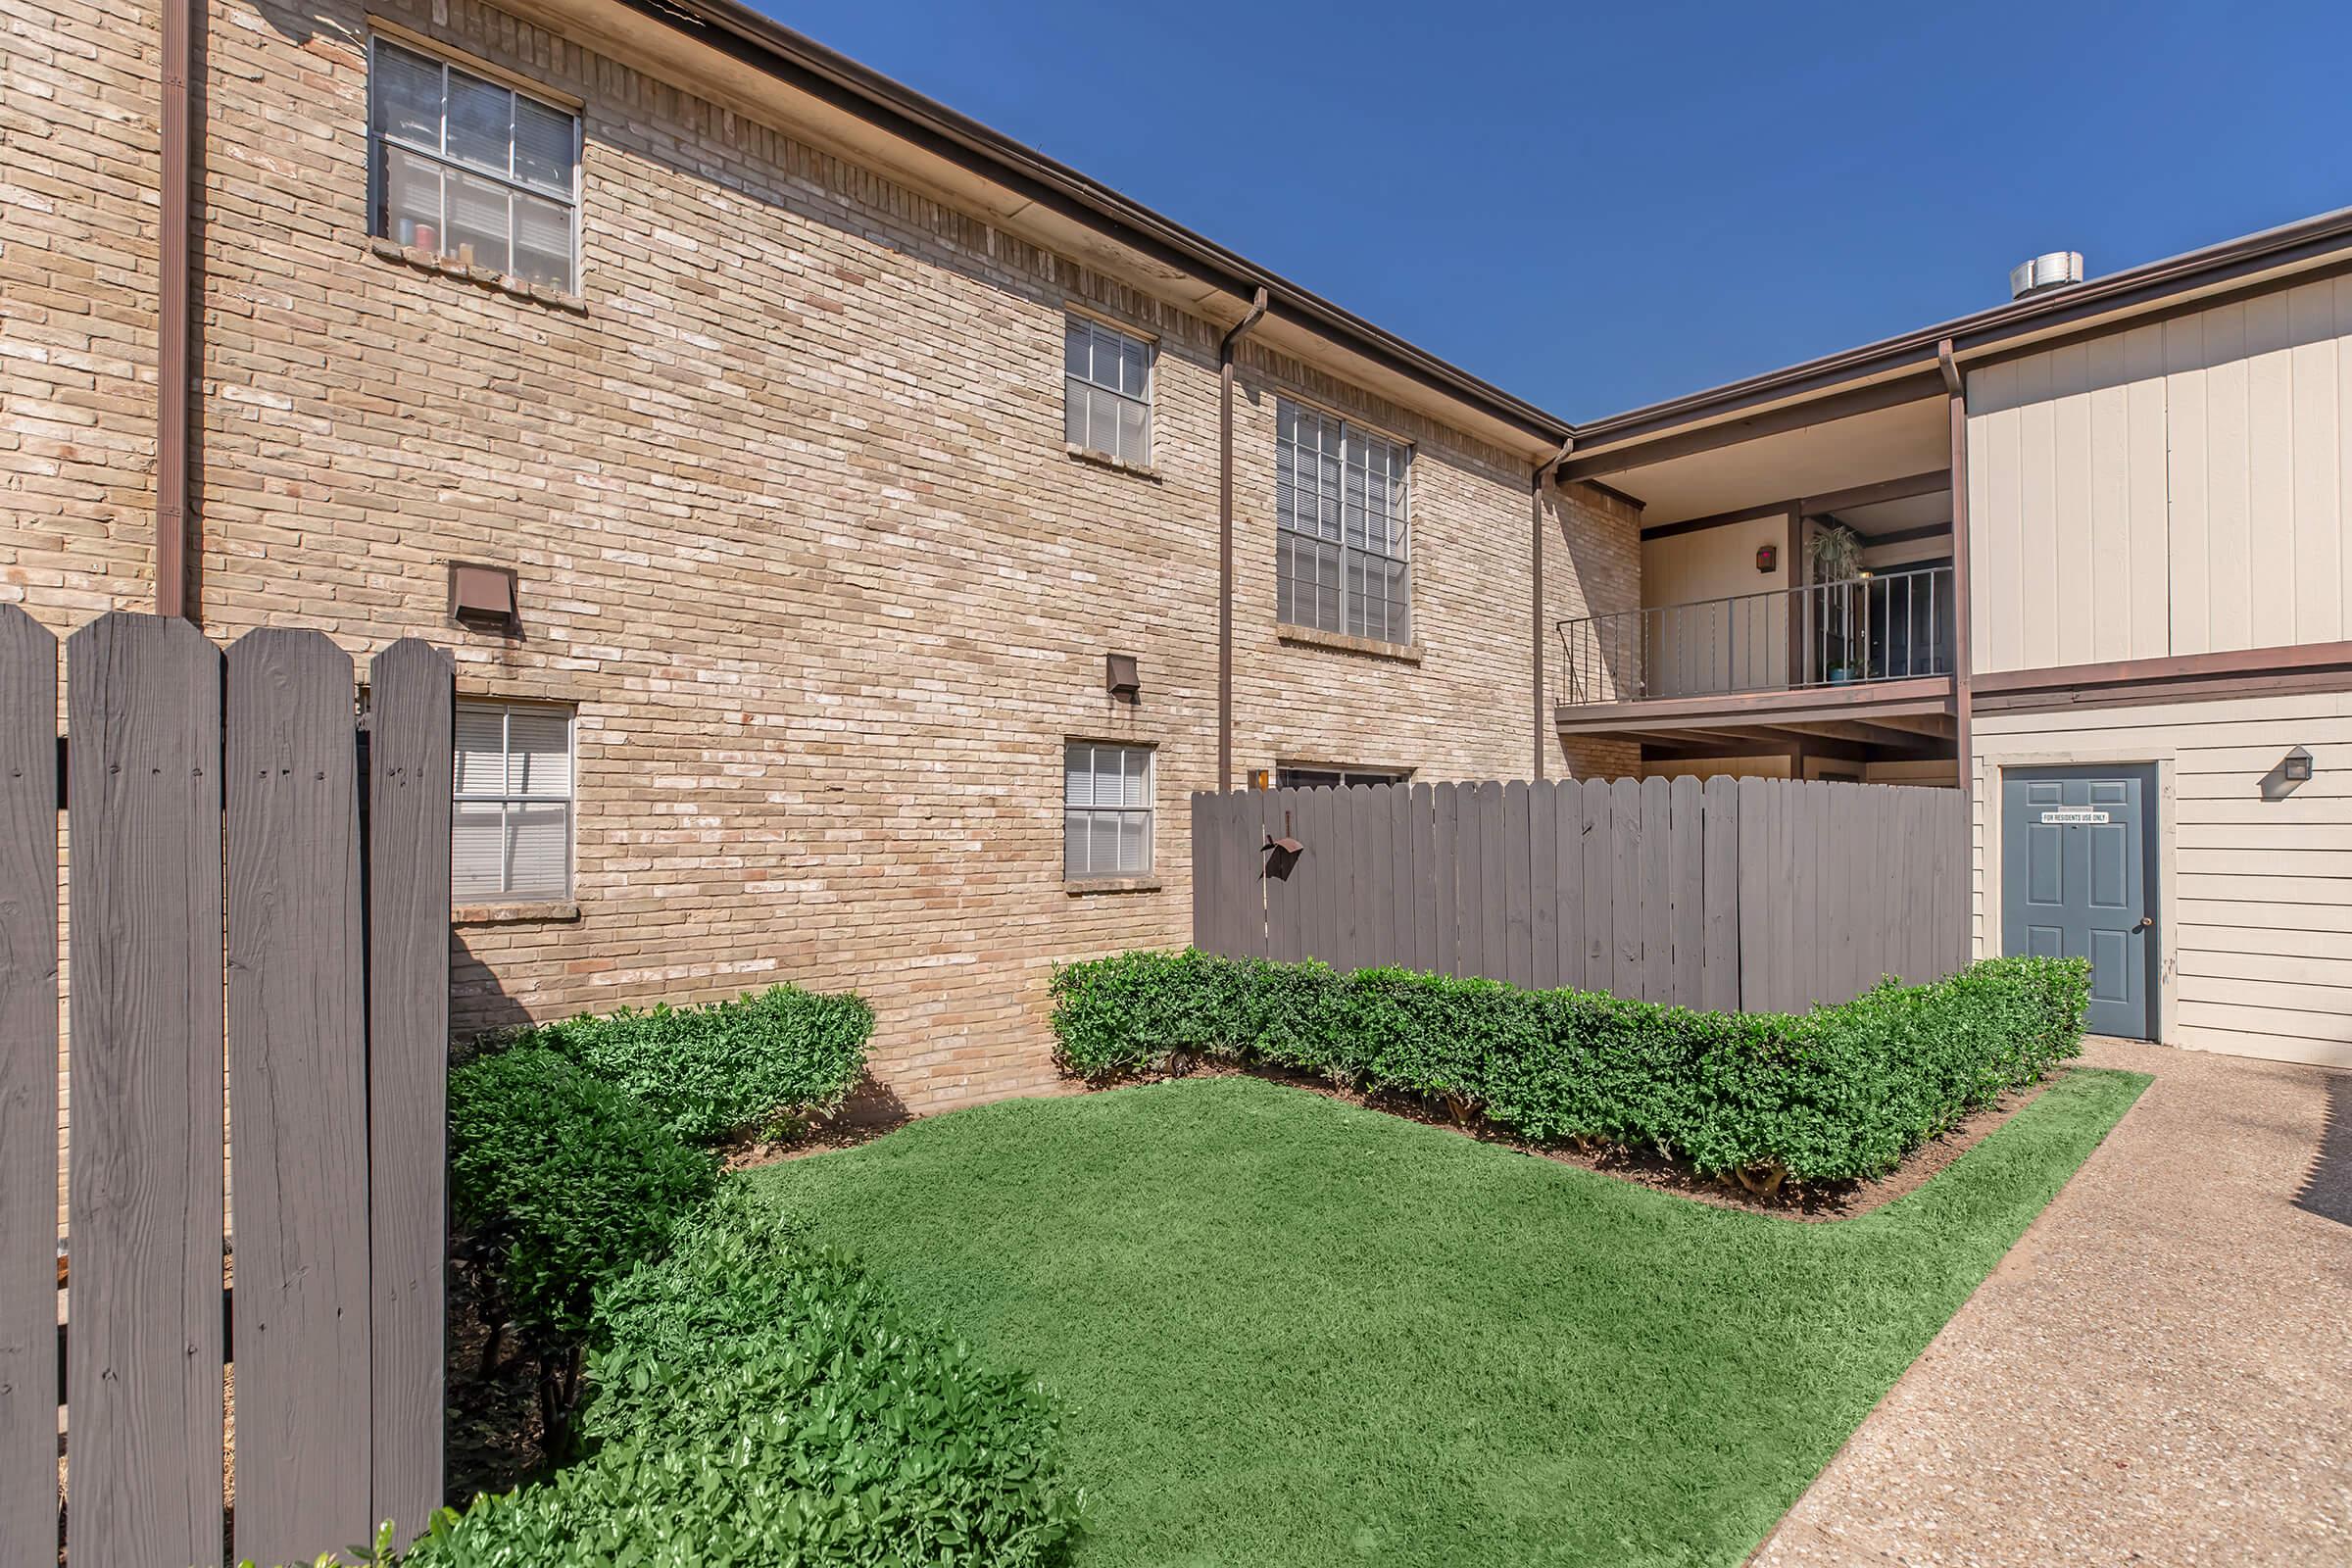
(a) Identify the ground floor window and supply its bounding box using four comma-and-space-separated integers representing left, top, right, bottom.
1065, 741, 1153, 877
454, 701, 574, 901
1276, 766, 1407, 790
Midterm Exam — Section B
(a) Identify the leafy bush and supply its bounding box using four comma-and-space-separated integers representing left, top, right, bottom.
1051, 952, 2090, 1186
448, 1046, 717, 1432
513, 984, 875, 1144
408, 1186, 1082, 1568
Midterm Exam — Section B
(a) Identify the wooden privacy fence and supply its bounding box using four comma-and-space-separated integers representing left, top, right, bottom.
0, 610, 454, 1568
1191, 774, 1968, 1012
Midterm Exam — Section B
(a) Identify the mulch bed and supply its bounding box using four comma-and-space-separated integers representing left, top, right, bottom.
735, 1062, 2067, 1223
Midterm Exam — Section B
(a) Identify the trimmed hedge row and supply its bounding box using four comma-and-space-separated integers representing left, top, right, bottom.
1050, 952, 2089, 1185
502, 983, 876, 1144
409, 1187, 1080, 1568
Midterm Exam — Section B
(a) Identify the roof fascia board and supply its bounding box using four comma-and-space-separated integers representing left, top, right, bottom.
552, 0, 1572, 451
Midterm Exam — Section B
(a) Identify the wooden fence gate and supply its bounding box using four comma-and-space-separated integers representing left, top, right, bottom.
1191, 774, 1968, 1012
0, 609, 454, 1568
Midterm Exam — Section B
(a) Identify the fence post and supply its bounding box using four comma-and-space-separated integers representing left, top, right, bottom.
368, 638, 453, 1546
66, 612, 225, 1568
225, 629, 373, 1565
0, 608, 55, 1568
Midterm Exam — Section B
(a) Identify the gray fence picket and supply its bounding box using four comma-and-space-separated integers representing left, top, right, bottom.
66, 612, 225, 1568
0, 609, 54, 1568
1499, 781, 1533, 987
1406, 783, 1437, 973
225, 630, 372, 1565
1736, 775, 1777, 1012
367, 638, 453, 1545
1700, 775, 1740, 1012
1265, 788, 1303, 961
1528, 781, 1559, 991
1611, 778, 1644, 998
1431, 784, 1460, 977
1669, 775, 1703, 1006
1190, 793, 1220, 952
1581, 778, 1614, 991
1640, 777, 1672, 1003
1553, 780, 1584, 991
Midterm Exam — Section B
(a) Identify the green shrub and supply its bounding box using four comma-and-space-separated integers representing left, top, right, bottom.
447, 1047, 717, 1354
1050, 951, 2090, 1186
408, 1186, 1082, 1568
514, 984, 875, 1144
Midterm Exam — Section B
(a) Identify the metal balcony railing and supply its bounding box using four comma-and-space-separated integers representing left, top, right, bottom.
1555, 564, 1956, 708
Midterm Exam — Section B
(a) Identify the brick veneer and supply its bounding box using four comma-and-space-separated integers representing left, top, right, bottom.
2, 0, 1642, 1113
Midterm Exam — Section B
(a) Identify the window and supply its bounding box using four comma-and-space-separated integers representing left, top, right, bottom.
1276, 766, 1406, 790
1276, 401, 1411, 644
1064, 317, 1152, 466
454, 702, 574, 902
369, 36, 580, 291
1064, 741, 1152, 878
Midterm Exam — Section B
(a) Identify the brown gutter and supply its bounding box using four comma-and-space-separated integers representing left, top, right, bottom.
1531, 442, 1570, 778
616, 0, 1572, 449
156, 0, 192, 618
1218, 288, 1269, 792
1939, 337, 1974, 949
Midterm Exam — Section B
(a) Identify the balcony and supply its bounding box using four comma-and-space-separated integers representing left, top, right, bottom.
1553, 564, 1959, 752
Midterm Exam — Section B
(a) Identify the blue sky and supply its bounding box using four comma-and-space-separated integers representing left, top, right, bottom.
758, 1, 2352, 420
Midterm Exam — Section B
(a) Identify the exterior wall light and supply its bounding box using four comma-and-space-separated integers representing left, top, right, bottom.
1755, 543, 1777, 574
2283, 746, 2315, 783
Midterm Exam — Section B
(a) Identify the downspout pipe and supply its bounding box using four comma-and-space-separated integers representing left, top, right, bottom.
157, 0, 193, 618
1217, 287, 1269, 793
1939, 336, 1974, 964
1531, 441, 1571, 779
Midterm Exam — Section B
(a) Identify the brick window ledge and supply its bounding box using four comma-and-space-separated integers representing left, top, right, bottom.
1276, 624, 1424, 663
368, 236, 588, 314
1063, 875, 1163, 895
1065, 443, 1162, 482
454, 899, 581, 926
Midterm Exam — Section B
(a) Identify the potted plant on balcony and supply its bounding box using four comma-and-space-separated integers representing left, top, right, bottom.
1806, 523, 1867, 682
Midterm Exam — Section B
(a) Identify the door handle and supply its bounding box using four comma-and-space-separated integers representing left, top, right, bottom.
2135, 916, 2154, 930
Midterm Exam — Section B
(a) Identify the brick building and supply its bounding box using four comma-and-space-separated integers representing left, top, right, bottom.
4, 0, 1638, 1110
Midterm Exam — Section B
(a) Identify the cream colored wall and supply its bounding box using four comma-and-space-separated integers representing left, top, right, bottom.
1641, 753, 1790, 782
1971, 692, 2352, 1069
1865, 757, 1957, 788
1639, 516, 1789, 695
1966, 274, 2352, 674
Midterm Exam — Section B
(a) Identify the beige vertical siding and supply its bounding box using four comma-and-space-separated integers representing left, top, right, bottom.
1638, 517, 1789, 696
1966, 275, 2352, 673
1970, 692, 2352, 1068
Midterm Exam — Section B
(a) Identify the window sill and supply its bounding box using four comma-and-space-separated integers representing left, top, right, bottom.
1065, 443, 1161, 482
1276, 624, 1424, 664
1063, 875, 1163, 896
454, 899, 580, 926
368, 236, 587, 314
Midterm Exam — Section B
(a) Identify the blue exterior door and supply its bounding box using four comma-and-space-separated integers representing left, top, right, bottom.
2000, 765, 2157, 1039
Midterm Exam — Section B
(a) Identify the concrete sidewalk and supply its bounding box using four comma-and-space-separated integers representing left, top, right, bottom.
1750, 1039, 2352, 1567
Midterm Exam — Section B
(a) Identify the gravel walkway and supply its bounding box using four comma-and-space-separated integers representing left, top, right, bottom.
1750, 1039, 2352, 1567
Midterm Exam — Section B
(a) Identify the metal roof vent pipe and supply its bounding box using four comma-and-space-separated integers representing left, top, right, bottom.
2009, 251, 2086, 299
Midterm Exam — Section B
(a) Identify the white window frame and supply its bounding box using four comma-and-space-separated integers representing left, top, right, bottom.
367, 33, 583, 292
1063, 316, 1154, 466
453, 701, 576, 903
1063, 740, 1154, 880
1274, 398, 1413, 644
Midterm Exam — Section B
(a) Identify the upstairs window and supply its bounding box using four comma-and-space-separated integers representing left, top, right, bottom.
1064, 317, 1152, 466
454, 702, 574, 903
369, 36, 580, 292
1276, 401, 1412, 645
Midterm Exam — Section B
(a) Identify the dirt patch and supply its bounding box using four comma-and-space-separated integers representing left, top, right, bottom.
443, 1257, 551, 1507
716, 1112, 909, 1173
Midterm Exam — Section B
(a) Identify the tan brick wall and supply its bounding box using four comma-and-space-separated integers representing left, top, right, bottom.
3, 0, 1643, 1114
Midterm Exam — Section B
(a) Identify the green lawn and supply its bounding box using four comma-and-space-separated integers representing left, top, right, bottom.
749, 1067, 2147, 1568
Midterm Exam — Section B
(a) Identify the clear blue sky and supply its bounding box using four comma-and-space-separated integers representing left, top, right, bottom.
758, 1, 2352, 421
